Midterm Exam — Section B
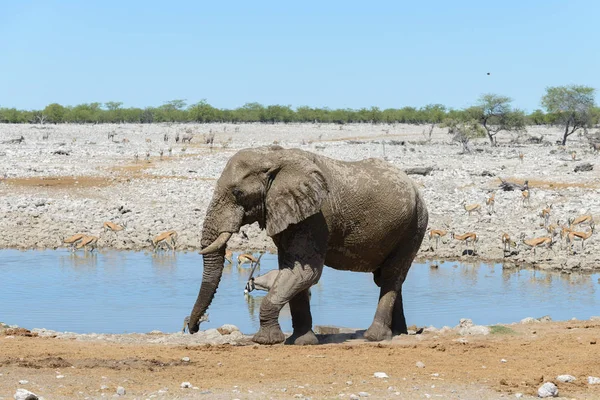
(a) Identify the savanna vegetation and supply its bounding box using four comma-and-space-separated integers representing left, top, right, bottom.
1, 85, 598, 144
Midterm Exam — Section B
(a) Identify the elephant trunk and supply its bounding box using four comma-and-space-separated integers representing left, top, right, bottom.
188, 196, 243, 334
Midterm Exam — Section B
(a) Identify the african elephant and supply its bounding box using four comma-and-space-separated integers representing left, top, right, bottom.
188, 146, 428, 345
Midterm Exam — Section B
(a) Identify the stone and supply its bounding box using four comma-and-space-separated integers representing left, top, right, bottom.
217, 324, 240, 335
588, 376, 600, 384
13, 389, 39, 400
18, 380, 29, 385
181, 357, 190, 362
574, 162, 593, 173
181, 382, 192, 388
515, 393, 523, 398
116, 386, 126, 396
416, 361, 425, 368
374, 372, 389, 379
358, 392, 370, 397
520, 317, 537, 324
556, 375, 576, 383
537, 382, 558, 397
458, 318, 473, 328
458, 321, 490, 336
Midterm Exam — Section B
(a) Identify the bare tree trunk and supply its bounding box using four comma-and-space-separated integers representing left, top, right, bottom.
561, 120, 570, 145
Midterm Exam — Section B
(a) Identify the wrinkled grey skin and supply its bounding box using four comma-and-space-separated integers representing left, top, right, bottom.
245, 270, 313, 299
245, 269, 280, 293
188, 146, 428, 345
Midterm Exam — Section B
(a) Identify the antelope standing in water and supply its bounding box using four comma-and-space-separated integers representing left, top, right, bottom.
150, 230, 178, 252
237, 253, 258, 267
63, 233, 86, 251
76, 235, 99, 252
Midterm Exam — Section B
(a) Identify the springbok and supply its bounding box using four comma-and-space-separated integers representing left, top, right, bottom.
63, 233, 86, 251
540, 204, 552, 227
462, 201, 482, 217
546, 221, 560, 238
571, 151, 576, 161
237, 253, 258, 267
150, 230, 178, 252
428, 229, 447, 250
224, 249, 233, 265
518, 152, 524, 163
103, 221, 124, 233
569, 214, 594, 228
76, 235, 99, 252
519, 234, 554, 257
567, 224, 595, 254
501, 233, 516, 256
559, 224, 574, 250
521, 190, 531, 208
486, 192, 496, 214
451, 232, 478, 254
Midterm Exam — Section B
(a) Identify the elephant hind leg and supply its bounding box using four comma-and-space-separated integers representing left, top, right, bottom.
392, 286, 407, 335
364, 253, 412, 341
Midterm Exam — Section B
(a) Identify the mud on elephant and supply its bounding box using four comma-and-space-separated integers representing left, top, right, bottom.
188, 146, 428, 345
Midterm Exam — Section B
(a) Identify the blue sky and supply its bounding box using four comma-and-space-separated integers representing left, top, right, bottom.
1, 1, 598, 112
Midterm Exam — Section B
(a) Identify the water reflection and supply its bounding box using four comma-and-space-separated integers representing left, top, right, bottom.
1, 250, 599, 334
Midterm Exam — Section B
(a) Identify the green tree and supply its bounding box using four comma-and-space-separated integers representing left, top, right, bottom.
442, 118, 486, 153
43, 103, 67, 123
104, 101, 123, 111
189, 100, 220, 122
541, 85, 596, 145
471, 94, 526, 146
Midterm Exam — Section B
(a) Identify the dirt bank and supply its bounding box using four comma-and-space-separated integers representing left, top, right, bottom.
2, 319, 600, 399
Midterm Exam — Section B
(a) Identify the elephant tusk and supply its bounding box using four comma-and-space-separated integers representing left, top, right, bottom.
198, 232, 232, 254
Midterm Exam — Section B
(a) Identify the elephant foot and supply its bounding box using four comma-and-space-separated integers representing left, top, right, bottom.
252, 325, 285, 345
364, 322, 392, 342
285, 329, 318, 345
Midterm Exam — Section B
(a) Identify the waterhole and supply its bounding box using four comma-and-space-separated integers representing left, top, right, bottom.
1, 250, 599, 334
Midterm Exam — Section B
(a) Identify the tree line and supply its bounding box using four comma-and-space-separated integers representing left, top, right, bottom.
0, 85, 597, 145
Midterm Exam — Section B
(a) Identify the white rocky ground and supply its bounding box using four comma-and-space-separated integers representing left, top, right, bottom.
1, 122, 599, 271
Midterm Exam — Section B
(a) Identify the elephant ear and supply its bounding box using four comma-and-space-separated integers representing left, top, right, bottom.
265, 156, 328, 237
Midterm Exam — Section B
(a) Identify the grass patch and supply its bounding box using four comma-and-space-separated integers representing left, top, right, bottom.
489, 325, 517, 335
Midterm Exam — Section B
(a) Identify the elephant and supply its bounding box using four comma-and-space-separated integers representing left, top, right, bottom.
188, 146, 428, 345
245, 269, 280, 294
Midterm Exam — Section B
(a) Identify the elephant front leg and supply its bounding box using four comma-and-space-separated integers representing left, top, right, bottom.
253, 215, 326, 345
253, 296, 286, 345
285, 289, 318, 345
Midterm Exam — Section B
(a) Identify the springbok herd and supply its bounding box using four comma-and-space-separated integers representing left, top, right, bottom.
428, 186, 595, 259
63, 222, 179, 253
